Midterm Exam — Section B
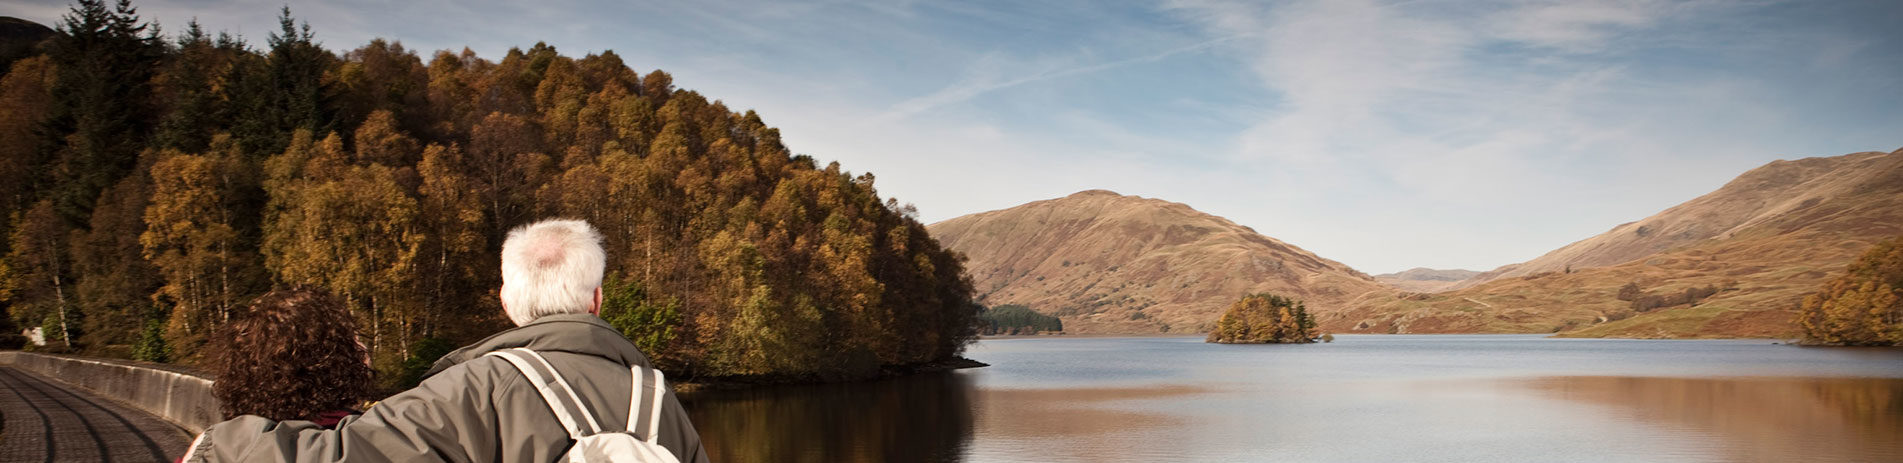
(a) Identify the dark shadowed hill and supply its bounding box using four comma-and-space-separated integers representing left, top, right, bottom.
0, 17, 55, 72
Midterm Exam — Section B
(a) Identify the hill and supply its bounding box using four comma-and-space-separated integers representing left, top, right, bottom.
0, 17, 55, 72
1339, 149, 1903, 337
1373, 268, 1479, 293
927, 190, 1391, 334
1448, 151, 1896, 290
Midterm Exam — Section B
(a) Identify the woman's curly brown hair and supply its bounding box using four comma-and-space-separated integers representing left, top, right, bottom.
209, 288, 373, 421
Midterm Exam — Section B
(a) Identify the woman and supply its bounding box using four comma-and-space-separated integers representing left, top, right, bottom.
205, 287, 373, 427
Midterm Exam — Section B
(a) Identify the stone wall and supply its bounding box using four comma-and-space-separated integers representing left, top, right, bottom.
0, 351, 219, 433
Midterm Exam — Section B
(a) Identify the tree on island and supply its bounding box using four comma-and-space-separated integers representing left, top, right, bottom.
1798, 234, 1903, 346
977, 304, 1062, 335
1206, 293, 1318, 344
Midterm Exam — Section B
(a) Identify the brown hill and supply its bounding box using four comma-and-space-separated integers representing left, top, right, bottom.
1448, 151, 1897, 290
1374, 268, 1480, 293
927, 190, 1391, 334
1340, 149, 1903, 337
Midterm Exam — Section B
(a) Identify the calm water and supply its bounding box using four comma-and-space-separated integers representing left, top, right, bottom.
682, 335, 1903, 462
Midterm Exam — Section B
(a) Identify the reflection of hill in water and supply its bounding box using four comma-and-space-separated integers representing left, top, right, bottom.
1525, 376, 1903, 463
680, 372, 973, 463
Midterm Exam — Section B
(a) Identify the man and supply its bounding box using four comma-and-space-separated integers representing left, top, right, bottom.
183, 219, 710, 462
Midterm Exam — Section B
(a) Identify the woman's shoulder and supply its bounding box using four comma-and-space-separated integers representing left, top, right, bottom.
311, 409, 359, 428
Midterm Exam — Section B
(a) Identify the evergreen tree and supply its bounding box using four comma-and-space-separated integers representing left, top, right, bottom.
230, 7, 333, 158
152, 20, 238, 153
42, 0, 162, 224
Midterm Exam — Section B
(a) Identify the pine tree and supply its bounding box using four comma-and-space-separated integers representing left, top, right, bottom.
42, 0, 162, 224
152, 20, 226, 153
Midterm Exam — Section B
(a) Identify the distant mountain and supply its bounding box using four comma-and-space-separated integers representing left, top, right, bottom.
1342, 149, 1903, 337
1447, 150, 1898, 290
927, 190, 1391, 334
0, 17, 55, 73
1374, 268, 1480, 293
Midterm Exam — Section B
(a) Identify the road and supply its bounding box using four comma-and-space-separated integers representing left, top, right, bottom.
0, 366, 192, 462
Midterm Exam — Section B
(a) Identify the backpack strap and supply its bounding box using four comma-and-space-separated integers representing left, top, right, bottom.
484, 348, 604, 439
624, 364, 668, 444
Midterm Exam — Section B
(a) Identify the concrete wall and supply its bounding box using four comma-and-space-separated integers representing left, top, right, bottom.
0, 351, 220, 433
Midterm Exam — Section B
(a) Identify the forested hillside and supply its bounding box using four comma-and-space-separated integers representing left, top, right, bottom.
0, 1, 979, 385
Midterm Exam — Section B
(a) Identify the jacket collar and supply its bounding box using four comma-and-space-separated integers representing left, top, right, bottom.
422, 313, 651, 379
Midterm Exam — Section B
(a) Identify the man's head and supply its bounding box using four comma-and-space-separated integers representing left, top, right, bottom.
500, 219, 606, 326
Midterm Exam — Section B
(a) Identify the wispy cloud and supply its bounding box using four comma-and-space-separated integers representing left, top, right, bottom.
876, 33, 1248, 123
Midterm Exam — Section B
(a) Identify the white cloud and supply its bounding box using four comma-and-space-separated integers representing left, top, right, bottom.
1488, 0, 1673, 51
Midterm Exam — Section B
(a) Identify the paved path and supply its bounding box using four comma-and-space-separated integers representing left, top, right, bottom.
0, 366, 192, 462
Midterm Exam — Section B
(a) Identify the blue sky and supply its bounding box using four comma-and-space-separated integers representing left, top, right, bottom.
7, 0, 1901, 274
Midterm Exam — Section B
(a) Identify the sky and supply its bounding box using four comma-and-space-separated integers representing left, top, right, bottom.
6, 0, 1901, 274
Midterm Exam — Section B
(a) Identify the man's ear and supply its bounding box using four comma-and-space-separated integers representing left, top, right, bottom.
591, 286, 603, 315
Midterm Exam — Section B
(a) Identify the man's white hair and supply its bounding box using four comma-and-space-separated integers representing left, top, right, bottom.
500, 219, 606, 326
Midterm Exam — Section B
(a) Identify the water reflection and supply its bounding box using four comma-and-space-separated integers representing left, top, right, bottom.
969, 385, 1210, 462
680, 337, 1903, 462
681, 372, 974, 463
1523, 376, 1903, 462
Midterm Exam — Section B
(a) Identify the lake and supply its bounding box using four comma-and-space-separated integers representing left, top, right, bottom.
681, 335, 1903, 462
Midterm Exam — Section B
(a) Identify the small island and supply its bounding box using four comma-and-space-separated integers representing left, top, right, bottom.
978, 304, 1063, 335
1206, 293, 1321, 344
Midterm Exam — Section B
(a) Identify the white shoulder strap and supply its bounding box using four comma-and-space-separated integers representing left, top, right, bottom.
647, 369, 666, 445
623, 365, 669, 444
485, 349, 603, 438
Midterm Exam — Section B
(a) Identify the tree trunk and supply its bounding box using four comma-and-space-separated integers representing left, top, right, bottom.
52, 272, 70, 348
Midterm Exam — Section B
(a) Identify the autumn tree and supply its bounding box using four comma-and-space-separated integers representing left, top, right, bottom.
466, 111, 550, 239
0, 56, 57, 250
1799, 235, 1903, 346
4, 201, 76, 349
414, 142, 502, 342
70, 151, 161, 351
1207, 293, 1318, 344
263, 131, 427, 381
143, 137, 263, 359
10, 2, 983, 384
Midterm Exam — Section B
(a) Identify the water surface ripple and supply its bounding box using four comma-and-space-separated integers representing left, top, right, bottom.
685, 334, 1903, 462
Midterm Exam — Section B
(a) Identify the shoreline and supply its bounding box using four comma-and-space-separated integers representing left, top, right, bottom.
674, 356, 989, 394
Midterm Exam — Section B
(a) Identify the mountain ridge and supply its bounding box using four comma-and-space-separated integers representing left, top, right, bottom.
929, 190, 1389, 334
1344, 148, 1903, 337
1374, 268, 1481, 293
1448, 151, 1895, 290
